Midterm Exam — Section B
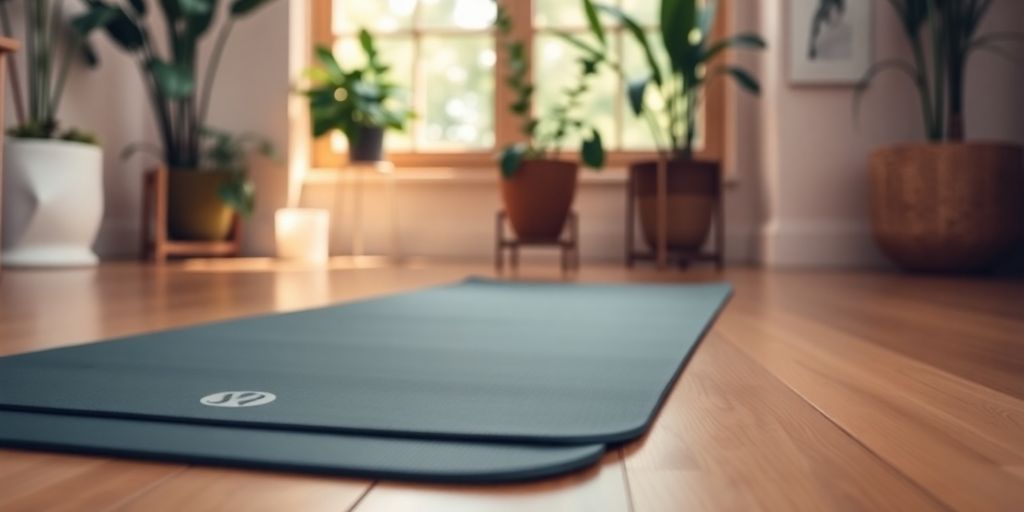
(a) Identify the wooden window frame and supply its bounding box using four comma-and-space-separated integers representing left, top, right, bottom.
311, 0, 728, 170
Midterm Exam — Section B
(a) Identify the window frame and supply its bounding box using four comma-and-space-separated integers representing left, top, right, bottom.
311, 0, 728, 170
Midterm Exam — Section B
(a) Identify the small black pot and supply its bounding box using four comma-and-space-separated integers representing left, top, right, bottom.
349, 126, 385, 162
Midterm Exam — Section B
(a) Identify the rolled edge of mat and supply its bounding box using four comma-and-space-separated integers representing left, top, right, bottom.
0, 410, 606, 484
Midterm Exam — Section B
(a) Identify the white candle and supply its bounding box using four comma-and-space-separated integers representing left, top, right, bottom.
275, 208, 330, 264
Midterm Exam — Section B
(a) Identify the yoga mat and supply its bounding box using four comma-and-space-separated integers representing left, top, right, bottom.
0, 410, 604, 483
0, 279, 731, 444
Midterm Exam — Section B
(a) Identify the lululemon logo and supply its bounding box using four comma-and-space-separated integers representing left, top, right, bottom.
200, 391, 276, 408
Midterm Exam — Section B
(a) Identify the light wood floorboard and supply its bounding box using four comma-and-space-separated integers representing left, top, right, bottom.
0, 262, 1019, 511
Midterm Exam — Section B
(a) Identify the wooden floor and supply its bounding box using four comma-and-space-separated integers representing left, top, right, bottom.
0, 261, 1021, 511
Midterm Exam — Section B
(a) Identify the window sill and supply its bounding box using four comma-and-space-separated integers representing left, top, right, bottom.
304, 167, 629, 186
304, 167, 739, 188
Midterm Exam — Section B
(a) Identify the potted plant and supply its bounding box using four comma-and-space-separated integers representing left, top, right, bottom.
81, 0, 276, 241
495, 0, 605, 241
302, 29, 413, 163
1, 0, 106, 267
582, 0, 764, 253
199, 127, 274, 215
857, 0, 1023, 272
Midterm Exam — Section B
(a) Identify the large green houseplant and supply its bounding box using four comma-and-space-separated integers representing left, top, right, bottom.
0, 0, 107, 267
81, 0, 277, 241
857, 0, 1024, 272
583, 0, 765, 253
495, 0, 606, 241
303, 29, 413, 163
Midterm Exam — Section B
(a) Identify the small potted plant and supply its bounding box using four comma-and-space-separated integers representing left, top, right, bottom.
198, 127, 275, 218
1, 0, 106, 267
495, 0, 605, 241
302, 29, 413, 163
587, 0, 764, 253
82, 0, 277, 241
856, 0, 1024, 272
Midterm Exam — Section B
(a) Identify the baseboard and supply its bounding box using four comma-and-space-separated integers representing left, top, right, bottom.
759, 220, 890, 269
320, 221, 758, 264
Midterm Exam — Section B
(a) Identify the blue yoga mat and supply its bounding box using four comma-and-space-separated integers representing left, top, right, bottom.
0, 279, 730, 481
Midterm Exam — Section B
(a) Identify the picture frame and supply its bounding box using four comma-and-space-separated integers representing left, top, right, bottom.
789, 0, 873, 85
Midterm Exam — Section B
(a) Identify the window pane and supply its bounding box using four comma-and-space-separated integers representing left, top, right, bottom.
533, 34, 616, 152
619, 0, 659, 27
330, 36, 415, 153
534, 0, 586, 28
419, 36, 496, 151
333, 0, 414, 34
621, 30, 671, 150
534, 0, 615, 29
419, 0, 496, 29
619, 37, 705, 151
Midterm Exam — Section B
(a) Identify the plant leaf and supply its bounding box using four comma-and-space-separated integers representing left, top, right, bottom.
499, 144, 526, 178
178, 0, 213, 16
87, 3, 146, 51
219, 178, 255, 217
231, 0, 273, 16
627, 76, 650, 116
582, 0, 605, 46
581, 129, 605, 169
595, 3, 662, 86
660, 0, 697, 74
72, 5, 118, 34
147, 59, 196, 98
80, 40, 100, 67
701, 33, 767, 62
712, 65, 760, 94
128, 0, 146, 15
314, 45, 346, 82
552, 31, 604, 61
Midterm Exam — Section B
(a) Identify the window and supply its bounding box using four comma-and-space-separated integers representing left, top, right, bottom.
312, 0, 727, 169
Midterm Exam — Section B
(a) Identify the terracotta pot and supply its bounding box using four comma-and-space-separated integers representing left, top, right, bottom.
632, 159, 719, 251
501, 159, 578, 241
870, 142, 1024, 272
167, 169, 235, 241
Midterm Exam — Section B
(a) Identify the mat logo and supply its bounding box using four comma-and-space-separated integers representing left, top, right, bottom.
200, 391, 277, 408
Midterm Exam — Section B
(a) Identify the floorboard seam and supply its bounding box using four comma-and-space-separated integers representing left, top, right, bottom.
103, 464, 191, 512
345, 480, 378, 512
716, 334, 956, 512
616, 447, 637, 512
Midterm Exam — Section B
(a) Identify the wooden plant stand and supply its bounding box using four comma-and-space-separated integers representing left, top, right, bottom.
495, 211, 579, 274
624, 160, 725, 271
328, 160, 400, 260
141, 167, 242, 263
0, 37, 19, 275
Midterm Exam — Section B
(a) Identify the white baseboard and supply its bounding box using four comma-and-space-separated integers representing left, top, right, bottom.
759, 220, 890, 268
91, 178, 762, 264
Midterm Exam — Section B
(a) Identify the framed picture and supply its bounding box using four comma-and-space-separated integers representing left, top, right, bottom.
789, 0, 873, 85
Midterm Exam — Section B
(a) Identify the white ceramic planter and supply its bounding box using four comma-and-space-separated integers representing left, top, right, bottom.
1, 139, 104, 267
